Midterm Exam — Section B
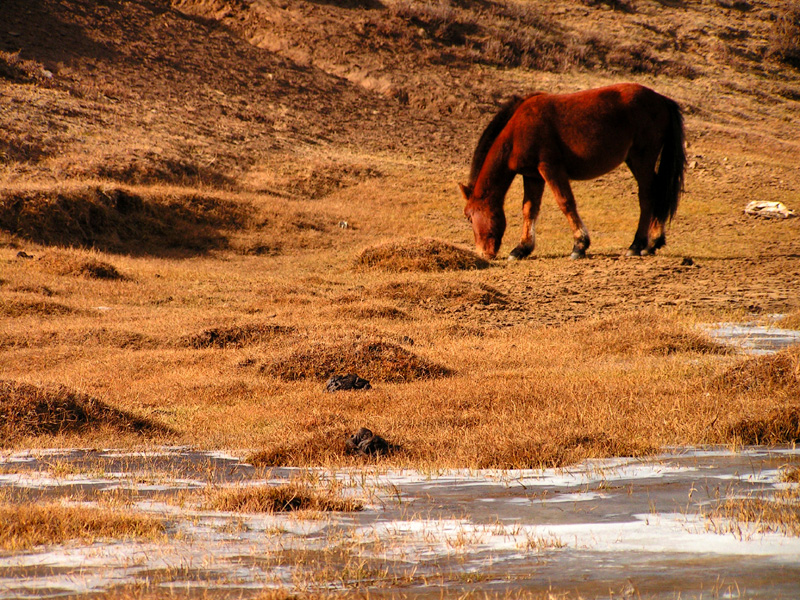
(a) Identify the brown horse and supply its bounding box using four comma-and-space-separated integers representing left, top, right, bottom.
459, 83, 685, 260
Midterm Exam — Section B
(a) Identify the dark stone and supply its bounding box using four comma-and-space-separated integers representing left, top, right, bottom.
681, 257, 694, 266
16, 251, 33, 259
325, 373, 371, 392
346, 427, 392, 457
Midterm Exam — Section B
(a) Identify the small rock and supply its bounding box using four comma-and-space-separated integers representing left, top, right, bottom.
325, 373, 371, 392
16, 251, 33, 259
346, 427, 391, 457
338, 221, 348, 229
681, 257, 694, 266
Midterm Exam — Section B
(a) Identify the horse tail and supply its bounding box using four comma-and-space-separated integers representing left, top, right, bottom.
468, 95, 528, 188
652, 98, 685, 224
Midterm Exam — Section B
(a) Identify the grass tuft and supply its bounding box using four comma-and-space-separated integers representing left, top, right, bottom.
715, 347, 800, 393
181, 323, 294, 349
205, 481, 362, 513
0, 298, 78, 317
770, 4, 800, 68
472, 431, 654, 469
724, 405, 800, 445
705, 490, 800, 538
38, 249, 125, 280
247, 433, 344, 467
0, 185, 250, 255
778, 311, 800, 330
0, 503, 164, 551
0, 380, 172, 443
375, 279, 508, 307
356, 238, 489, 272
578, 311, 731, 356
337, 305, 410, 320
261, 339, 450, 382
781, 465, 800, 483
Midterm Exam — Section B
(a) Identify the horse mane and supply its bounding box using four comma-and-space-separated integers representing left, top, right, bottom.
468, 94, 537, 188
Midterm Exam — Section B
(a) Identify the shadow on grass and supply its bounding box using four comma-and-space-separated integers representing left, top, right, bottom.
0, 186, 249, 257
0, 380, 173, 444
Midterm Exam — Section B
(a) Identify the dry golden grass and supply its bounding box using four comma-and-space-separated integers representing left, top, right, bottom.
724, 405, 800, 446
0, 502, 164, 550
88, 590, 308, 600
779, 310, 800, 330
180, 323, 294, 349
372, 279, 509, 308
781, 465, 800, 484
336, 303, 410, 321
356, 238, 489, 272
0, 184, 249, 255
0, 297, 78, 317
706, 488, 800, 538
714, 346, 800, 394
37, 248, 125, 280
574, 310, 731, 357
204, 480, 362, 513
1, 0, 800, 470
260, 339, 451, 383
0, 380, 172, 444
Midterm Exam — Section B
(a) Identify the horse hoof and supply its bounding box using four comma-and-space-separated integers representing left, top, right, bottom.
509, 246, 533, 260
570, 251, 586, 260
640, 248, 655, 257
625, 248, 640, 257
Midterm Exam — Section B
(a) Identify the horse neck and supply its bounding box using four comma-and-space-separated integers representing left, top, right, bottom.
472, 142, 515, 212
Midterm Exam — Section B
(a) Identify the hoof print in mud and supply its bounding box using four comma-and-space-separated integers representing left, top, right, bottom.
346, 427, 393, 457
325, 373, 372, 392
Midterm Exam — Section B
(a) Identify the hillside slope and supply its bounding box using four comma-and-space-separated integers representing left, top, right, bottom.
2, 0, 799, 189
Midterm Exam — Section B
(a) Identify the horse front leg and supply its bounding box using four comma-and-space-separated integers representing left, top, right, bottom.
540, 166, 590, 259
509, 176, 545, 260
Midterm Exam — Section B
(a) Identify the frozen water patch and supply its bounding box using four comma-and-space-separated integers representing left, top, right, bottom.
705, 322, 800, 355
0, 447, 799, 599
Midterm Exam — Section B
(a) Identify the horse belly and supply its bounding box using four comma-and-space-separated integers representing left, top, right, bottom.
566, 144, 630, 180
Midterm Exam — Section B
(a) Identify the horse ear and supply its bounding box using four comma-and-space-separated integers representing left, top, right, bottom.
458, 183, 472, 200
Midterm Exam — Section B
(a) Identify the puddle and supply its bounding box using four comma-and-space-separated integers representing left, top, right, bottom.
705, 322, 800, 355
1, 447, 799, 598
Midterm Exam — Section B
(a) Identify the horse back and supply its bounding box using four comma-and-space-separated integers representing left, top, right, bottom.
507, 83, 672, 180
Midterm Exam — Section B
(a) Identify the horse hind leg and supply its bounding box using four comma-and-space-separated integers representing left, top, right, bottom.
626, 153, 661, 256
540, 166, 590, 259
509, 176, 545, 260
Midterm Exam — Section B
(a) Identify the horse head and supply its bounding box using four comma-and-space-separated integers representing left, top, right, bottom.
460, 183, 505, 259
